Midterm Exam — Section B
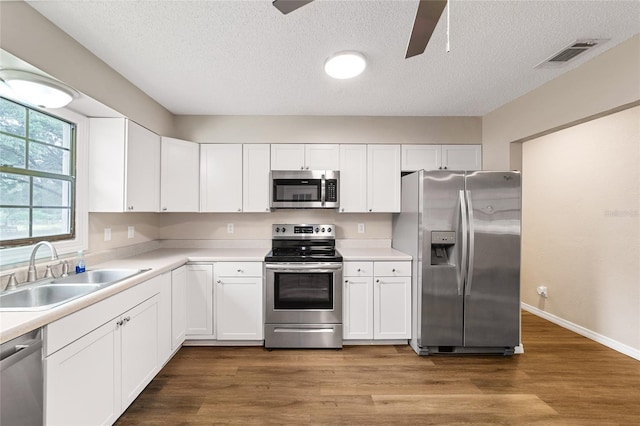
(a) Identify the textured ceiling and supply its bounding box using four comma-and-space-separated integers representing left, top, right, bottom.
27, 0, 640, 116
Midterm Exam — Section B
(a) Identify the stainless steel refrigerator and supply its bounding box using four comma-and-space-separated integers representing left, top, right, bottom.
392, 170, 521, 355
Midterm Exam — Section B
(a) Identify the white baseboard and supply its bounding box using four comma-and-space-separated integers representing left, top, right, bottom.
522, 303, 640, 361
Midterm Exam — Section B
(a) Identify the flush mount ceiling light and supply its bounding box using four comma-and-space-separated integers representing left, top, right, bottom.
0, 69, 78, 108
324, 51, 366, 79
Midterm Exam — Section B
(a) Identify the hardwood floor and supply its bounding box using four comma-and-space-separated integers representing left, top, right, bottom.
116, 312, 640, 425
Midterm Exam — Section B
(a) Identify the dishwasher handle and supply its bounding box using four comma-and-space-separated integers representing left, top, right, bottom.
1, 332, 43, 371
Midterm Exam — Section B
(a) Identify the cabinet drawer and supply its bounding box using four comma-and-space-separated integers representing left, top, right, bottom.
343, 261, 373, 277
215, 262, 263, 277
374, 261, 411, 277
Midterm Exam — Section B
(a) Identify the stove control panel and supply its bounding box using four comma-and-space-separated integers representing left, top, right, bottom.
272, 224, 335, 239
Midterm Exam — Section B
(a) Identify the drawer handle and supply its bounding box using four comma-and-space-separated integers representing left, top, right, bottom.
217, 280, 223, 284
392, 268, 396, 272
237, 269, 243, 273
357, 268, 361, 272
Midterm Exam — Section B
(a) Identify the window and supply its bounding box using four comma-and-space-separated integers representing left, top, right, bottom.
0, 96, 76, 247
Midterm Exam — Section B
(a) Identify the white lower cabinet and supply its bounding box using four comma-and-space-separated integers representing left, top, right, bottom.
214, 262, 263, 340
185, 264, 214, 338
171, 266, 187, 349
343, 261, 411, 341
45, 294, 160, 426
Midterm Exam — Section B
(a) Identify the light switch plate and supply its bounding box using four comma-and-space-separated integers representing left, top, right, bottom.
104, 228, 111, 241
128, 226, 135, 239
227, 223, 234, 234
358, 223, 365, 233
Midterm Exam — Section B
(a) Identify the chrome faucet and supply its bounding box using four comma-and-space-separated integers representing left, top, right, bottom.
27, 241, 59, 282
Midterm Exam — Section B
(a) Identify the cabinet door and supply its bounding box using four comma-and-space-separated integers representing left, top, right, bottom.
343, 276, 374, 340
367, 145, 401, 212
339, 145, 367, 213
305, 144, 340, 170
171, 266, 187, 350
270, 144, 305, 170
441, 145, 482, 170
243, 144, 271, 212
46, 319, 121, 426
88, 118, 126, 212
157, 272, 173, 364
200, 144, 243, 212
125, 120, 160, 212
374, 276, 411, 339
215, 276, 263, 340
401, 145, 442, 171
120, 295, 159, 409
160, 137, 200, 212
186, 264, 214, 337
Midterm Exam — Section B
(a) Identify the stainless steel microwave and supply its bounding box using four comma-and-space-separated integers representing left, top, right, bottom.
270, 170, 339, 209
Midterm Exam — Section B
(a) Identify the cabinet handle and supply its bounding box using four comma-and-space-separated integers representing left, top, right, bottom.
392, 268, 396, 272
368, 209, 372, 212
444, 166, 448, 170
357, 268, 361, 272
123, 316, 131, 324
217, 280, 222, 284
300, 166, 304, 170
237, 208, 241, 212
116, 320, 124, 327
162, 207, 167, 211
341, 208, 344, 212
376, 279, 380, 283
237, 269, 243, 273
127, 205, 134, 210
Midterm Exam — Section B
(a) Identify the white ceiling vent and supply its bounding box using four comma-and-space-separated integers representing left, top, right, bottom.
536, 39, 607, 69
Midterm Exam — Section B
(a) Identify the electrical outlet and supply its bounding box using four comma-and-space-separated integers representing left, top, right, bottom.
227, 223, 234, 234
357, 223, 365, 233
104, 228, 111, 242
128, 226, 135, 239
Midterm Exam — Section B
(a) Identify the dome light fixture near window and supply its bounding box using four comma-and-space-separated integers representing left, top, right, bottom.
0, 69, 78, 109
324, 51, 367, 79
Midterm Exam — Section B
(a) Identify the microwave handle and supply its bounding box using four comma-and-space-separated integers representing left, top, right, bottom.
321, 173, 326, 206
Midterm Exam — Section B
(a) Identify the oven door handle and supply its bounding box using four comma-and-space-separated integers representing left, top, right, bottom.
265, 263, 342, 271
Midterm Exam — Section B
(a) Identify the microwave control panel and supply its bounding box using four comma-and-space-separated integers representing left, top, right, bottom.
325, 180, 338, 202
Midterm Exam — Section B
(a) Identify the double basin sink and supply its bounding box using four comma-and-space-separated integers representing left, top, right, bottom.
0, 269, 148, 312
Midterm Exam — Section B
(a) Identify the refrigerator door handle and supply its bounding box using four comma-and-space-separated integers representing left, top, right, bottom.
465, 190, 475, 296
459, 190, 468, 296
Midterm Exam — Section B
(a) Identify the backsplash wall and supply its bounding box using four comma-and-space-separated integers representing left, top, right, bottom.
158, 211, 392, 241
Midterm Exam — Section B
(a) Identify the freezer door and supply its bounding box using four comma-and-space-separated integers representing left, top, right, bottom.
464, 171, 521, 347
420, 170, 465, 347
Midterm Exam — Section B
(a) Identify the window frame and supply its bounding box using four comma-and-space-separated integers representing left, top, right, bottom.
0, 99, 88, 266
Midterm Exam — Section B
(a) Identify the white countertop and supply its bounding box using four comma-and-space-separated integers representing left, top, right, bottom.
0, 246, 409, 343
339, 247, 412, 261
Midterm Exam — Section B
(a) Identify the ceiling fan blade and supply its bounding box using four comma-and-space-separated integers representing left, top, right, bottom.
405, 0, 448, 58
272, 0, 314, 15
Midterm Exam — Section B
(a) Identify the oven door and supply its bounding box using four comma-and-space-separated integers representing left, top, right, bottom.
265, 262, 343, 324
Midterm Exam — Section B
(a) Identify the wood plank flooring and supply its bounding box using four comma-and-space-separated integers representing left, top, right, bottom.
116, 312, 640, 425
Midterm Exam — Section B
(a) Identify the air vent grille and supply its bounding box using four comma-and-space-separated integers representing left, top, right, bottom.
536, 39, 607, 68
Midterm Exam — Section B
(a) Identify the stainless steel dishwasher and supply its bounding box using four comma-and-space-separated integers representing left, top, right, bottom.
1, 328, 43, 426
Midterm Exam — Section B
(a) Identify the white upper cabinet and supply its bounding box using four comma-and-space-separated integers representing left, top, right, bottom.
401, 145, 442, 171
243, 144, 271, 212
339, 145, 367, 213
271, 144, 339, 170
401, 144, 482, 171
89, 118, 160, 212
160, 137, 200, 212
441, 145, 482, 170
200, 144, 243, 212
367, 144, 401, 213
304, 144, 340, 170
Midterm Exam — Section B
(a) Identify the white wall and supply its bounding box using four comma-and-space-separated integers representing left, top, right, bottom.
483, 35, 640, 171
521, 106, 640, 358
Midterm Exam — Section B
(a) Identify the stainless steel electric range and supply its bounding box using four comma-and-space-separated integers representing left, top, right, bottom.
264, 224, 343, 349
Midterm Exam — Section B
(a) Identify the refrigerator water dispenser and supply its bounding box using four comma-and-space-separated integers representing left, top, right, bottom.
430, 231, 456, 265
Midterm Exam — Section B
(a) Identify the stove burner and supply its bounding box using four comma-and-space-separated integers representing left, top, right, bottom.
265, 223, 342, 263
